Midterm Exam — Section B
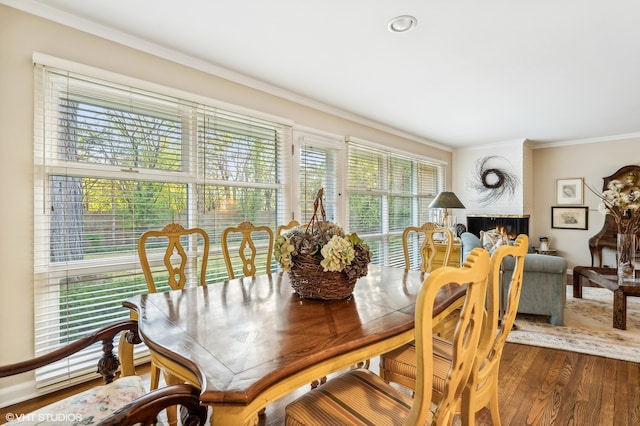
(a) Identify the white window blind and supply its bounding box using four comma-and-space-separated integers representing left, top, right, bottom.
297, 136, 342, 224
346, 140, 445, 269
33, 63, 290, 388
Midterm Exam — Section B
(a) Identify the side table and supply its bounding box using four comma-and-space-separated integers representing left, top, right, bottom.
533, 247, 557, 256
433, 241, 462, 268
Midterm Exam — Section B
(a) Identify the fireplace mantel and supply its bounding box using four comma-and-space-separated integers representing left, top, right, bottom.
466, 214, 530, 238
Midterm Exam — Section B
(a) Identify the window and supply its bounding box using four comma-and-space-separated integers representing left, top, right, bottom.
346, 138, 445, 268
294, 133, 343, 224
34, 63, 290, 386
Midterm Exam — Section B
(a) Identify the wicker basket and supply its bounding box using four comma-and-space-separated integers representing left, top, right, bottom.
288, 253, 357, 300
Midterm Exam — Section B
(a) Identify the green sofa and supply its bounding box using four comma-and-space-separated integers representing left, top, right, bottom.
460, 232, 567, 325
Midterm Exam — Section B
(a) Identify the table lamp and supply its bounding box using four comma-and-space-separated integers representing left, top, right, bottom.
429, 191, 465, 227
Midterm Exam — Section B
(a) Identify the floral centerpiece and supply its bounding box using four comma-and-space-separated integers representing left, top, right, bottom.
589, 179, 640, 280
275, 189, 372, 300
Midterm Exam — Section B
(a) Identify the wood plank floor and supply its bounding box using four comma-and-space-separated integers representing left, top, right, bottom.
2, 342, 639, 426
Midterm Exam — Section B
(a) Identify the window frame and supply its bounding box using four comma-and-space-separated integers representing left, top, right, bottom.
33, 57, 292, 387
345, 136, 446, 268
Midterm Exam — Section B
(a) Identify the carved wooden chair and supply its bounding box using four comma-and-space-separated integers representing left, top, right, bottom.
284, 248, 490, 426
403, 222, 454, 273
276, 219, 300, 237
459, 234, 528, 425
379, 235, 528, 425
221, 220, 274, 279
0, 320, 207, 426
137, 223, 210, 293
137, 222, 210, 422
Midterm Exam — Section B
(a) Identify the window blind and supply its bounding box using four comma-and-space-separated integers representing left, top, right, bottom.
297, 136, 342, 224
346, 140, 445, 269
33, 63, 290, 388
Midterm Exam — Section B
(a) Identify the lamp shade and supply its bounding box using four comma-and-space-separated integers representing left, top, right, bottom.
429, 192, 466, 209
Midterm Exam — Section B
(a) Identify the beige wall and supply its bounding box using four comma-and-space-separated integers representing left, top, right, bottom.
452, 137, 640, 270
531, 138, 640, 270
0, 5, 452, 404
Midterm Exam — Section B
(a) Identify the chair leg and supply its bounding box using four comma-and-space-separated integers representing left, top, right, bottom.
163, 370, 181, 426
150, 363, 161, 390
489, 376, 502, 426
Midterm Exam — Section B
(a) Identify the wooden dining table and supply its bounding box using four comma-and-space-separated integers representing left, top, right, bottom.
123, 264, 466, 425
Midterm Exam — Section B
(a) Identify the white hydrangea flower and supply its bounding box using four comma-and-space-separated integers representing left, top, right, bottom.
320, 235, 355, 272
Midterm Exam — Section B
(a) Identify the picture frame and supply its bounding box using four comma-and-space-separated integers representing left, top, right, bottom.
556, 178, 584, 205
551, 206, 589, 230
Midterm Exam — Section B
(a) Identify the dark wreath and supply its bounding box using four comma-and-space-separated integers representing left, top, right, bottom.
470, 156, 520, 206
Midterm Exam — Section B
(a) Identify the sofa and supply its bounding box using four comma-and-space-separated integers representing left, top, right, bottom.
460, 232, 568, 325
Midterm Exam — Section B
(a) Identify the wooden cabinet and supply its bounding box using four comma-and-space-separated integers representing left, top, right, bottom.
430, 241, 462, 269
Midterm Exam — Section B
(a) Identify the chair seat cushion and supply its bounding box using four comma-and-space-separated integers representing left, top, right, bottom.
285, 369, 417, 426
10, 375, 146, 426
379, 336, 454, 394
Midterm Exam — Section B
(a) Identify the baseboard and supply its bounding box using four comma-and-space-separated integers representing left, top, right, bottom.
0, 381, 38, 408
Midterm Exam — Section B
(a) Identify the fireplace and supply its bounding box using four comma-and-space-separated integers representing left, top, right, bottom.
466, 215, 530, 239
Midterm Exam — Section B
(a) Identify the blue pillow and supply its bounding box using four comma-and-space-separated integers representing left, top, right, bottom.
460, 232, 482, 262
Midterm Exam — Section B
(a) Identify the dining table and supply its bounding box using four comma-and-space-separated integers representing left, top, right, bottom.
123, 264, 466, 425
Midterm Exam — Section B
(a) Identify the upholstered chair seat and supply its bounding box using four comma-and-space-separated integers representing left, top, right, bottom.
1, 319, 207, 426
378, 336, 453, 394
285, 249, 491, 426
285, 368, 460, 426
8, 376, 147, 426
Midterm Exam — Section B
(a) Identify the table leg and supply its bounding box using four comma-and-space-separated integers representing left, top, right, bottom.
573, 273, 584, 298
613, 290, 627, 330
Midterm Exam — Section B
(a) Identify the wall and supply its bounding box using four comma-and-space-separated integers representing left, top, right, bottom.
0, 5, 452, 405
452, 139, 530, 221
452, 135, 640, 273
531, 137, 640, 271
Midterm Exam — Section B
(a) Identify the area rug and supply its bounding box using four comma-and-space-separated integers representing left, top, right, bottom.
506, 286, 640, 363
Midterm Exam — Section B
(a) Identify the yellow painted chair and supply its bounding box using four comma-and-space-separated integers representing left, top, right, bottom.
284, 248, 490, 426
222, 220, 274, 279
401, 222, 459, 347
379, 235, 528, 425
138, 223, 210, 293
137, 222, 210, 424
276, 219, 301, 237
403, 222, 454, 273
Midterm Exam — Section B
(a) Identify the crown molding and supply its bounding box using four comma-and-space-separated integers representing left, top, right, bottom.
530, 132, 640, 149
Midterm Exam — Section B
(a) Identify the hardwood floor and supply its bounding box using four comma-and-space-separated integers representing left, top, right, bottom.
2, 343, 638, 425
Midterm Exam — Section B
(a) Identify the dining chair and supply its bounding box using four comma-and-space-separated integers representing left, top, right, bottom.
137, 222, 210, 423
284, 248, 490, 426
379, 235, 529, 426
402, 222, 459, 338
0, 320, 207, 426
137, 222, 210, 293
459, 234, 528, 425
403, 222, 454, 273
276, 219, 300, 236
222, 220, 274, 279
380, 222, 463, 389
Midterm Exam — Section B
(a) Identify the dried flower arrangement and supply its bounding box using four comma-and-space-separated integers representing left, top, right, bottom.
274, 189, 371, 299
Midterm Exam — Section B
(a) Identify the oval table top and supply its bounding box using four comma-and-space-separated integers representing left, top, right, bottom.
123, 265, 465, 415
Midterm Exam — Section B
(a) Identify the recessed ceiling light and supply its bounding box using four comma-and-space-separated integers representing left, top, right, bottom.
387, 15, 418, 33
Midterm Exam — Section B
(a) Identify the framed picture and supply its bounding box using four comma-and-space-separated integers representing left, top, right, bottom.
551, 206, 589, 230
556, 178, 584, 205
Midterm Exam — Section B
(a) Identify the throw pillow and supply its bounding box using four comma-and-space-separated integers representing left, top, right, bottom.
481, 229, 509, 255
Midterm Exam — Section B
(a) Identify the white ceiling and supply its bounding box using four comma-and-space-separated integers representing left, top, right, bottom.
8, 0, 640, 149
